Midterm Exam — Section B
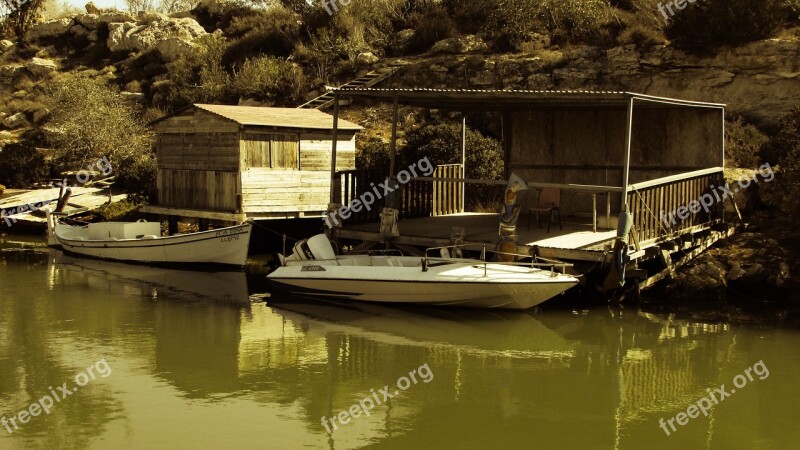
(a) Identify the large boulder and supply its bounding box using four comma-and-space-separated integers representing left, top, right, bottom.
107, 17, 207, 54
431, 35, 488, 54
0, 40, 13, 53
26, 58, 58, 77
25, 18, 73, 42
356, 52, 379, 66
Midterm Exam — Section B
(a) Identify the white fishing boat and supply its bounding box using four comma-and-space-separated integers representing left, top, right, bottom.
46, 210, 252, 267
267, 234, 578, 310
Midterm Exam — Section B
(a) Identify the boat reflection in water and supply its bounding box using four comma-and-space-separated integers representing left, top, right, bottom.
1, 247, 797, 448
49, 249, 250, 304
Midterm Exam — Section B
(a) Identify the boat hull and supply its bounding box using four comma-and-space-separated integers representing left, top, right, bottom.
268, 258, 577, 310
53, 223, 252, 267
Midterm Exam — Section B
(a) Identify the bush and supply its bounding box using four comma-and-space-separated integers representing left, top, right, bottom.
191, 0, 257, 32
666, 0, 788, 54
405, 6, 457, 54
768, 107, 800, 209
539, 0, 613, 42
231, 56, 305, 104
44, 76, 152, 168
42, 76, 155, 199
296, 27, 358, 82
0, 142, 48, 188
617, 23, 665, 50
221, 6, 300, 66
113, 152, 157, 203
164, 33, 232, 108
725, 117, 768, 168
399, 123, 503, 206
356, 136, 391, 170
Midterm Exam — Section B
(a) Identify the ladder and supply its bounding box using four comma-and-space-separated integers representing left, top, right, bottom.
298, 67, 400, 109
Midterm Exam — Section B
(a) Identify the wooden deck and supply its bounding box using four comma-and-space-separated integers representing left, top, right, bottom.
1, 187, 126, 229
338, 213, 617, 261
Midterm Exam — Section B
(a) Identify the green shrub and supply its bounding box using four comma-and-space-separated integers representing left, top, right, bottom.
164, 33, 232, 109
666, 0, 787, 54
399, 123, 503, 206
44, 76, 152, 169
356, 136, 391, 170
222, 6, 300, 66
0, 142, 48, 188
42, 76, 155, 200
191, 0, 257, 32
617, 23, 665, 50
539, 0, 613, 42
296, 27, 358, 82
725, 117, 767, 168
405, 6, 457, 54
231, 56, 305, 104
114, 151, 157, 203
763, 107, 800, 213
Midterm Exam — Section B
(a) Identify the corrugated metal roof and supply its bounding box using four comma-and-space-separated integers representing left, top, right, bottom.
193, 104, 363, 130
334, 88, 726, 109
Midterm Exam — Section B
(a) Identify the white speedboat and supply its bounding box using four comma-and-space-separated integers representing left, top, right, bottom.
46, 210, 251, 267
267, 235, 578, 310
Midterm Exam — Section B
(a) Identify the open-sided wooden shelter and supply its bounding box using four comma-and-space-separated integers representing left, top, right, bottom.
142, 104, 362, 224
328, 88, 731, 293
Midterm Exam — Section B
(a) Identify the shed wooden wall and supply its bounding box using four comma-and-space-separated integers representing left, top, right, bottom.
507, 106, 723, 216
239, 132, 356, 215
508, 109, 627, 215
629, 107, 724, 183
154, 110, 240, 212
153, 108, 358, 217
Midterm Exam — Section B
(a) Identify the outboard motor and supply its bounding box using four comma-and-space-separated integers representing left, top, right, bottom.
286, 234, 337, 262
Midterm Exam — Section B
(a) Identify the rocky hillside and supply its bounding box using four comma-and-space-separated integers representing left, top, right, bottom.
391, 30, 800, 128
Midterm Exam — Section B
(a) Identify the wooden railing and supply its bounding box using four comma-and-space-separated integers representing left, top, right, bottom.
334, 164, 464, 223
335, 168, 388, 223
626, 168, 726, 245
432, 164, 464, 216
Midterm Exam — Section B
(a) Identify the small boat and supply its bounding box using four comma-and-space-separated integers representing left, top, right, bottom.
46, 210, 252, 267
267, 235, 578, 310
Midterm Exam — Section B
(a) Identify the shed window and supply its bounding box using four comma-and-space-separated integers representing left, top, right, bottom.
243, 133, 299, 169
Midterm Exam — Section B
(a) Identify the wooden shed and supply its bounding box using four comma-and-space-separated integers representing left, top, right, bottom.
142, 104, 362, 224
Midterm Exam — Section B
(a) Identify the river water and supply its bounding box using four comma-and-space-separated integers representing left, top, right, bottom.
1, 236, 798, 449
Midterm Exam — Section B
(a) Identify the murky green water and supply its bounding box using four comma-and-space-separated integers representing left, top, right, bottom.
1, 237, 799, 449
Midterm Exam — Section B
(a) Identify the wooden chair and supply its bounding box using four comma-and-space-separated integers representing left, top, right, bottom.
527, 188, 562, 232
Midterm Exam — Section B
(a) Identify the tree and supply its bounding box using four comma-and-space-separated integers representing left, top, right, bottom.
43, 76, 156, 200
1, 0, 46, 39
0, 142, 48, 188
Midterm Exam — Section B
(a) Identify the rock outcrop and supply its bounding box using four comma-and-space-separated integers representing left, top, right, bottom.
107, 16, 207, 57
23, 13, 207, 62
398, 29, 800, 127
